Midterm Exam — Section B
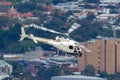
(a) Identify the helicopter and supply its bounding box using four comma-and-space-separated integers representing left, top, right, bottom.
19, 23, 91, 57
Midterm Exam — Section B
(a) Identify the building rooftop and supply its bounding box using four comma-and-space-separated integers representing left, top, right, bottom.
0, 60, 12, 67
52, 75, 106, 80
0, 73, 9, 80
0, 1, 12, 6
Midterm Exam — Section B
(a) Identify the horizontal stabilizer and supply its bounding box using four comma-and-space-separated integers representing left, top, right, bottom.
30, 34, 38, 43
20, 36, 24, 41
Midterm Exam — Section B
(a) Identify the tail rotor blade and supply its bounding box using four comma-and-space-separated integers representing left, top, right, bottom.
79, 44, 92, 52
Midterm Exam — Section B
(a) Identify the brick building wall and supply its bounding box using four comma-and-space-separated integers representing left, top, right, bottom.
78, 39, 120, 74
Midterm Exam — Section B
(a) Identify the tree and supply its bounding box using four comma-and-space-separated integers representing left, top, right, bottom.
64, 69, 72, 75
53, 0, 66, 5
7, 61, 23, 77
22, 71, 34, 80
81, 65, 95, 76
0, 16, 17, 29
37, 65, 46, 80
86, 12, 95, 21
37, 65, 61, 80
106, 73, 120, 80
15, 2, 36, 13
45, 65, 61, 80
2, 77, 12, 80
83, 0, 100, 4
100, 71, 108, 78
31, 0, 52, 4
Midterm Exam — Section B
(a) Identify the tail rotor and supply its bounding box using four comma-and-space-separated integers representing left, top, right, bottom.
19, 27, 27, 41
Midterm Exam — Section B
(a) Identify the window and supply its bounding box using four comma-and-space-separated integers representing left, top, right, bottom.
98, 52, 100, 54
98, 66, 100, 69
98, 47, 100, 49
98, 57, 100, 59
69, 45, 73, 49
98, 62, 100, 64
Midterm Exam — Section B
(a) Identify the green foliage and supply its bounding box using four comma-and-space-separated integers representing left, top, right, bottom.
4, 0, 21, 3
63, 69, 73, 75
115, 17, 120, 25
11, 40, 36, 53
53, 0, 78, 4
37, 65, 61, 80
53, 9, 69, 22
0, 23, 37, 53
0, 16, 18, 29
86, 12, 95, 21
0, 24, 21, 52
30, 0, 52, 4
81, 65, 95, 76
22, 19, 42, 25
71, 20, 113, 41
83, 0, 100, 3
2, 77, 12, 80
7, 61, 23, 77
100, 71, 108, 78
110, 9, 119, 14
15, 2, 36, 13
107, 73, 120, 80
37, 65, 46, 80
22, 71, 34, 80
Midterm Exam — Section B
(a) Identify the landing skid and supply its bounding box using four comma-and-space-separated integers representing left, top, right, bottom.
56, 50, 82, 57
56, 50, 72, 57
56, 50, 66, 56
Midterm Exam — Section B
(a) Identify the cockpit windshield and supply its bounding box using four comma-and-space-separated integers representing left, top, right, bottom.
69, 45, 73, 49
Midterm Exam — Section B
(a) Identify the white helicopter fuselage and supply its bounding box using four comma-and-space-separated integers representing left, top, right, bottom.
20, 27, 81, 53
20, 27, 82, 56
25, 35, 81, 54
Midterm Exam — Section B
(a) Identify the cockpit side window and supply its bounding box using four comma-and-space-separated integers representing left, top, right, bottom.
77, 46, 80, 50
69, 45, 73, 49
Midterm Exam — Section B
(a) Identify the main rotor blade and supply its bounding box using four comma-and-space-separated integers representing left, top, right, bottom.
68, 23, 81, 34
23, 24, 66, 35
23, 23, 81, 36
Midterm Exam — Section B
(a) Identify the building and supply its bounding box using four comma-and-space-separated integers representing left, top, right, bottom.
54, 2, 80, 12
0, 60, 13, 74
0, 73, 9, 80
0, 1, 12, 6
96, 14, 119, 21
52, 75, 106, 80
0, 1, 34, 19
4, 47, 43, 61
46, 55, 76, 65
78, 38, 120, 74
100, 0, 120, 3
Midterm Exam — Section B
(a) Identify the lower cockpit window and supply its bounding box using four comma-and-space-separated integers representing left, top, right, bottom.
77, 46, 80, 50
69, 45, 73, 49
